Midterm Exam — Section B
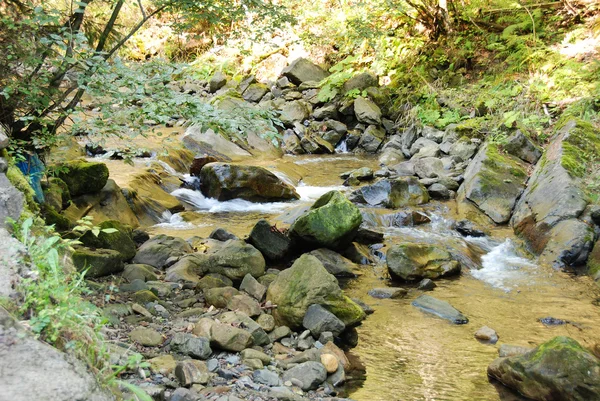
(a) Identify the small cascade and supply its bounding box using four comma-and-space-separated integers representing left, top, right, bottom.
335, 138, 349, 153
296, 183, 346, 201
153, 211, 195, 229
171, 188, 291, 213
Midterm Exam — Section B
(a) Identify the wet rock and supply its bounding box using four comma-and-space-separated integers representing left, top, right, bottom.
349, 177, 429, 208
170, 333, 212, 359
266, 254, 365, 329
209, 322, 253, 352
412, 295, 468, 324
52, 160, 109, 196
308, 248, 357, 277
454, 220, 486, 237
302, 304, 346, 337
511, 119, 597, 269
209, 228, 238, 242
200, 163, 299, 202
342, 242, 375, 265
190, 155, 219, 177
130, 327, 164, 347
133, 235, 193, 269
354, 97, 382, 125
504, 129, 542, 164
248, 219, 292, 262
175, 360, 209, 386
488, 336, 600, 401
209, 71, 227, 93
289, 190, 362, 249
351, 298, 374, 315
538, 219, 595, 269
387, 243, 460, 281
240, 273, 267, 301
282, 58, 329, 85
354, 227, 384, 245
368, 288, 408, 299
282, 361, 327, 391
72, 247, 124, 278
417, 278, 436, 291
458, 143, 528, 224
498, 344, 533, 357
475, 326, 498, 344
358, 125, 385, 153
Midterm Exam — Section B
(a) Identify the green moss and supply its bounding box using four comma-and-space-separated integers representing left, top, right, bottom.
42, 206, 71, 231
455, 118, 486, 139
479, 144, 528, 190
50, 160, 109, 197
6, 165, 39, 213
558, 118, 600, 178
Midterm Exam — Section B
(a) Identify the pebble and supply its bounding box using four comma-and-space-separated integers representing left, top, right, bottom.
474, 326, 499, 344
320, 354, 339, 373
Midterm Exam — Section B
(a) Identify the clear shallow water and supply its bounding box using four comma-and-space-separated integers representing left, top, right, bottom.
101, 152, 600, 401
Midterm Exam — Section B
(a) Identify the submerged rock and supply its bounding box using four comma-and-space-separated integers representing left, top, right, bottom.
488, 336, 600, 401
412, 295, 468, 324
387, 243, 460, 281
266, 254, 365, 329
200, 163, 299, 202
289, 191, 362, 250
349, 177, 429, 208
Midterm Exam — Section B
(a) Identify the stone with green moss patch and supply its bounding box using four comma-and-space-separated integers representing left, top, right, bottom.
6, 165, 38, 214
79, 220, 136, 261
290, 190, 362, 249
72, 247, 124, 278
387, 243, 461, 281
488, 336, 600, 401
266, 254, 366, 329
52, 160, 109, 197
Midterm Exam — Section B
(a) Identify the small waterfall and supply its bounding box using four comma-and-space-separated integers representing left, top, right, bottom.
471, 239, 537, 291
296, 183, 346, 201
154, 211, 195, 229
171, 188, 291, 213
335, 138, 349, 153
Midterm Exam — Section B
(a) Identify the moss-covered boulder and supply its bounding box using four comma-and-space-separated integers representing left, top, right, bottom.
387, 243, 460, 281
488, 336, 600, 401
52, 160, 109, 196
349, 177, 429, 208
458, 143, 528, 224
200, 163, 299, 202
266, 254, 366, 329
289, 191, 362, 249
79, 220, 136, 261
72, 247, 124, 278
41, 206, 71, 231
511, 119, 599, 269
42, 177, 70, 212
206, 240, 266, 281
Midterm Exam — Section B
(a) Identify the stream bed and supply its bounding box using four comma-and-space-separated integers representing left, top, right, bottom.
104, 151, 600, 401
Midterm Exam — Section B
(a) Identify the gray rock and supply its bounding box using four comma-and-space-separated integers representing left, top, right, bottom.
302, 304, 346, 337
387, 243, 460, 281
133, 234, 193, 269
504, 129, 542, 164
0, 157, 7, 173
242, 83, 269, 102
0, 127, 8, 150
308, 248, 357, 277
226, 293, 262, 317
209, 227, 238, 241
210, 322, 253, 352
282, 361, 327, 391
313, 104, 338, 120
170, 333, 212, 359
412, 295, 468, 324
417, 278, 436, 291
422, 126, 445, 143
279, 100, 311, 127
474, 326, 498, 344
343, 72, 378, 93
209, 71, 227, 93
410, 137, 438, 156
412, 144, 440, 159
129, 327, 164, 347
253, 369, 281, 386
0, 173, 24, 228
123, 264, 158, 282
349, 177, 429, 208
414, 157, 445, 179
354, 97, 382, 125
498, 344, 533, 357
0, 308, 114, 401
449, 139, 478, 160
240, 273, 267, 301
175, 360, 209, 386
269, 326, 292, 342
428, 183, 452, 199
282, 58, 329, 85
358, 125, 385, 153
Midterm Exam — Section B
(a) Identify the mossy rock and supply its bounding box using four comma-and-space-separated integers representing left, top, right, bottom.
387, 243, 461, 281
266, 254, 365, 329
6, 165, 39, 213
43, 177, 70, 212
289, 190, 362, 249
455, 118, 486, 139
52, 160, 109, 196
132, 290, 160, 304
79, 220, 136, 261
72, 247, 124, 278
557, 118, 600, 179
42, 206, 71, 231
488, 336, 600, 401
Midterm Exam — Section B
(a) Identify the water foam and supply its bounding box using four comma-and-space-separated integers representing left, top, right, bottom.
171, 188, 291, 213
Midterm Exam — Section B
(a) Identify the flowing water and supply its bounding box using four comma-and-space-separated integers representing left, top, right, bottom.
101, 151, 600, 401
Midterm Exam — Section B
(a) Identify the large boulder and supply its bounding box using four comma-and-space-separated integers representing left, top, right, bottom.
458, 143, 528, 224
0, 307, 114, 401
349, 177, 429, 208
52, 160, 109, 196
511, 119, 599, 269
72, 247, 124, 278
281, 58, 329, 85
279, 100, 311, 127
182, 127, 250, 161
308, 248, 358, 277
488, 336, 600, 401
354, 97, 382, 125
200, 163, 299, 202
289, 191, 362, 249
387, 243, 460, 281
79, 220, 136, 261
0, 172, 24, 227
266, 254, 365, 329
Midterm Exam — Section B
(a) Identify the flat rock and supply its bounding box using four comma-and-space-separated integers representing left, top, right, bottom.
411, 295, 468, 324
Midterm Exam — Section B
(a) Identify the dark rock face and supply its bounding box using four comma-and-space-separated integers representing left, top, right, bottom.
302, 304, 346, 337
189, 155, 219, 177
200, 163, 300, 202
52, 160, 109, 197
247, 219, 292, 262
488, 336, 600, 401
504, 129, 542, 164
72, 247, 124, 278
